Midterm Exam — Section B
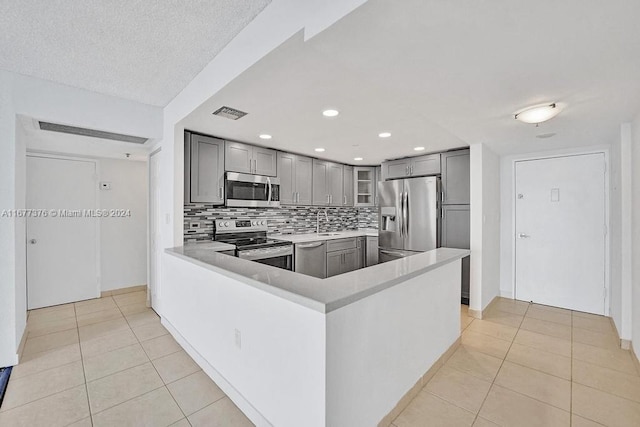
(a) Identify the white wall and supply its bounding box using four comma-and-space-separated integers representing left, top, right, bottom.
631, 114, 640, 353
161, 253, 326, 427
326, 260, 461, 427
0, 70, 162, 367
99, 159, 148, 291
469, 143, 501, 313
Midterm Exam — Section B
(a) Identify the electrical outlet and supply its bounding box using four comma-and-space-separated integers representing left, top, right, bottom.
99, 182, 112, 190
190, 222, 201, 229
234, 329, 242, 349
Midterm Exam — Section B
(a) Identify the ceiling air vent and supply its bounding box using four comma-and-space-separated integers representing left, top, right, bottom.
38, 122, 148, 144
212, 106, 247, 120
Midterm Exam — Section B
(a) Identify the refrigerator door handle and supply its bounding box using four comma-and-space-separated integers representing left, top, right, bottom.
402, 192, 408, 237
405, 191, 409, 236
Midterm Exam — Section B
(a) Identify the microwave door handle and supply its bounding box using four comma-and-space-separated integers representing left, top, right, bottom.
267, 177, 272, 203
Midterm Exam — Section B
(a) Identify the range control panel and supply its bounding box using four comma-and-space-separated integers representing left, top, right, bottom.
215, 219, 268, 232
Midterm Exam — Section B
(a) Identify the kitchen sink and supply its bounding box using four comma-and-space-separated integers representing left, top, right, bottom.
318, 233, 341, 236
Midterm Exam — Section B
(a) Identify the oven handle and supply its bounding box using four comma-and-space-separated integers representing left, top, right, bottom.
267, 177, 272, 203
237, 245, 293, 261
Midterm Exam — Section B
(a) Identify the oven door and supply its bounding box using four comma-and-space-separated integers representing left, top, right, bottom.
237, 245, 293, 270
226, 172, 280, 207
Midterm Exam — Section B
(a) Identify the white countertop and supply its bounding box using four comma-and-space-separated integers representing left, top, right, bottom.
271, 229, 378, 244
166, 244, 469, 313
183, 241, 235, 251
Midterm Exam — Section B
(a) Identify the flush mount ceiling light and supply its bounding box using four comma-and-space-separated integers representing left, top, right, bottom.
315, 148, 325, 152
514, 103, 560, 124
259, 134, 272, 140
322, 109, 339, 117
378, 132, 391, 138
414, 147, 425, 151
354, 157, 363, 161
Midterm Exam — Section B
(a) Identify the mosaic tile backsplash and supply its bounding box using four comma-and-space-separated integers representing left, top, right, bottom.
184, 204, 379, 242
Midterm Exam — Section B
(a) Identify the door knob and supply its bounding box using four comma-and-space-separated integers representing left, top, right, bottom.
517, 233, 530, 239
29, 239, 37, 244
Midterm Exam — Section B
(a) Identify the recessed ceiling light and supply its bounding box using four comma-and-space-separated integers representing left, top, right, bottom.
378, 132, 391, 138
322, 109, 339, 117
315, 148, 325, 152
259, 134, 272, 140
354, 157, 363, 161
414, 147, 425, 151
515, 103, 561, 124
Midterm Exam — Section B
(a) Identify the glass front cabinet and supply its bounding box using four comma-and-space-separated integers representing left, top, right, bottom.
354, 167, 376, 207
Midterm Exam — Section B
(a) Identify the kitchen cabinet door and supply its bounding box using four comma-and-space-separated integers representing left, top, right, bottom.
441, 205, 470, 249
343, 165, 354, 206
342, 248, 358, 273
366, 236, 378, 266
441, 150, 470, 205
253, 146, 277, 176
411, 153, 441, 177
383, 158, 411, 180
375, 165, 382, 206
356, 237, 365, 269
328, 162, 344, 206
326, 251, 343, 278
225, 141, 252, 174
312, 160, 329, 205
277, 152, 296, 205
354, 167, 375, 207
188, 133, 225, 204
295, 155, 313, 205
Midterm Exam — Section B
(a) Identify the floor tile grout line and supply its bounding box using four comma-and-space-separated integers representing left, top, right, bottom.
74, 303, 94, 427
470, 301, 532, 425
114, 297, 190, 421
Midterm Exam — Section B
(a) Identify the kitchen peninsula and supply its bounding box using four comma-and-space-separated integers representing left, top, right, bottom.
161, 243, 469, 427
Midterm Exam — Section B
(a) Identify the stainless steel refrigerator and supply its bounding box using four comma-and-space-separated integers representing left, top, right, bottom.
378, 176, 440, 263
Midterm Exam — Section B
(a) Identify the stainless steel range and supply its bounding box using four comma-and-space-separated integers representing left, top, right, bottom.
214, 220, 292, 270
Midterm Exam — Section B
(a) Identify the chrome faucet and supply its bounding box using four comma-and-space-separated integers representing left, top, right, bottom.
316, 209, 329, 234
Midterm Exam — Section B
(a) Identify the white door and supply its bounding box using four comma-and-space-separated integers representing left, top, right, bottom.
27, 156, 99, 309
149, 150, 161, 309
515, 153, 606, 314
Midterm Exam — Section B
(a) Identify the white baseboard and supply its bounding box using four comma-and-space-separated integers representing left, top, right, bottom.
499, 289, 513, 299
161, 318, 272, 427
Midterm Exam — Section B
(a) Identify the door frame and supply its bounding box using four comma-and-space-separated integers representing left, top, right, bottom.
25, 152, 101, 304
510, 148, 610, 315
147, 147, 161, 310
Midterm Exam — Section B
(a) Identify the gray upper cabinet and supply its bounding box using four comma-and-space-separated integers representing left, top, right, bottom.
441, 149, 470, 205
313, 159, 343, 206
328, 163, 344, 206
277, 152, 313, 205
312, 160, 329, 205
354, 167, 375, 207
382, 154, 441, 180
185, 132, 225, 204
225, 141, 276, 176
343, 165, 354, 206
375, 165, 382, 206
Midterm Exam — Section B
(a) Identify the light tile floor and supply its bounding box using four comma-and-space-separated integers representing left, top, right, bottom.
3, 295, 639, 426
0, 290, 253, 427
392, 298, 640, 427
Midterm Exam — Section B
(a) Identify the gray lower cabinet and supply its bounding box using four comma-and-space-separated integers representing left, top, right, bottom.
277, 152, 312, 205
356, 237, 365, 269
326, 238, 358, 277
441, 205, 470, 300
184, 131, 225, 204
225, 141, 277, 176
441, 149, 470, 205
366, 236, 379, 266
294, 241, 327, 278
327, 248, 358, 278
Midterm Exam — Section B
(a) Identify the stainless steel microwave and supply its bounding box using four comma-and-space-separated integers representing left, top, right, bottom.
225, 172, 280, 207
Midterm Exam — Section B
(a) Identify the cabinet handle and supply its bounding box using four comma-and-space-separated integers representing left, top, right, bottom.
330, 194, 333, 204
441, 191, 445, 202
410, 165, 414, 175
219, 187, 223, 199
326, 194, 330, 204
343, 195, 347, 205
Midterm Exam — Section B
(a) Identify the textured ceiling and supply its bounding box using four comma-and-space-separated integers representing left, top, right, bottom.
183, 0, 640, 162
0, 0, 271, 106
